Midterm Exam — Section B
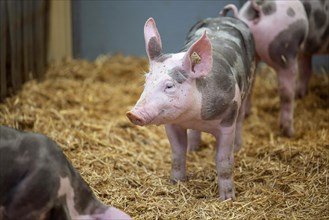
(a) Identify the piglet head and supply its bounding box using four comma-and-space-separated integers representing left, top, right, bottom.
126, 17, 212, 126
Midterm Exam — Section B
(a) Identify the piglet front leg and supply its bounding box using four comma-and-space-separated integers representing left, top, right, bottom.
165, 124, 188, 182
215, 126, 236, 200
187, 129, 202, 151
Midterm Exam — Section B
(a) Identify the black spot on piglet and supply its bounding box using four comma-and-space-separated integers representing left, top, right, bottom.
148, 37, 162, 59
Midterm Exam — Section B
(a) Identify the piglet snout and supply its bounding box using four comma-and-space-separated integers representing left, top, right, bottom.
126, 111, 145, 126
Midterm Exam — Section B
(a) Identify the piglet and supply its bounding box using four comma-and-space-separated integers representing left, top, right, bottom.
126, 16, 255, 200
0, 125, 131, 220
220, 0, 329, 137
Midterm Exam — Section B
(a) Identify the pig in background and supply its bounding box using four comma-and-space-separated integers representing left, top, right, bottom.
127, 16, 256, 200
220, 0, 329, 137
0, 125, 131, 220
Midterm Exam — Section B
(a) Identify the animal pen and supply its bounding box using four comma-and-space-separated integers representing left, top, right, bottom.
0, 1, 329, 220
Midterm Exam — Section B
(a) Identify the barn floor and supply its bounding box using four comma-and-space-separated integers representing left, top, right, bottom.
0, 55, 328, 219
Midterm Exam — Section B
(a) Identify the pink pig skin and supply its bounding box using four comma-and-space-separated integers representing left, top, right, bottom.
127, 17, 255, 200
221, 0, 329, 137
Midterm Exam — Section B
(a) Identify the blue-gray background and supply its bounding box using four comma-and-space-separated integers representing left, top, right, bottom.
72, 0, 328, 71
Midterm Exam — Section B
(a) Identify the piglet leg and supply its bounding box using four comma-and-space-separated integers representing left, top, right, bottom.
187, 129, 201, 151
234, 100, 246, 152
165, 124, 188, 182
216, 126, 235, 200
277, 61, 298, 137
296, 54, 312, 98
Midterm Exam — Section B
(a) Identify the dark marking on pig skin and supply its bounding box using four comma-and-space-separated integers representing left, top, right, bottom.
233, 28, 255, 94
218, 40, 239, 67
184, 17, 255, 120
243, 0, 276, 21
305, 38, 320, 55
44, 203, 67, 219
0, 133, 61, 218
148, 37, 162, 59
302, 1, 311, 18
221, 101, 238, 127
168, 67, 188, 84
196, 59, 235, 120
268, 20, 307, 69
287, 7, 295, 17
71, 167, 102, 214
314, 9, 327, 29
184, 21, 208, 44
190, 17, 254, 92
300, 0, 329, 54
261, 1, 277, 16
210, 39, 241, 86
321, 25, 329, 44
320, 0, 325, 5
0, 126, 104, 218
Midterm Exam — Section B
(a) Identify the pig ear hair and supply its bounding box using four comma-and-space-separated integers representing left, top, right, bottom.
183, 31, 212, 78
144, 17, 163, 60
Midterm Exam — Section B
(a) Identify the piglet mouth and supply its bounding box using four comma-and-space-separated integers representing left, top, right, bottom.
126, 111, 148, 126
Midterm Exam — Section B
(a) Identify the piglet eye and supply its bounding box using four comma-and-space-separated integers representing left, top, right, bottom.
165, 82, 175, 92
166, 83, 174, 89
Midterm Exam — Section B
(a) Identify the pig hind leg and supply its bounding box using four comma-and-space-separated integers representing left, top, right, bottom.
234, 98, 247, 152
244, 60, 258, 118
296, 54, 312, 98
165, 124, 188, 182
187, 129, 202, 151
276, 62, 298, 137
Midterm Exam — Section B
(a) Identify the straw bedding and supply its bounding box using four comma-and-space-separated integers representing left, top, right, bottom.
0, 54, 328, 219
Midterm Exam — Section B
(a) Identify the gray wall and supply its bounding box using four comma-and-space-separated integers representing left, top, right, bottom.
72, 1, 328, 71
72, 0, 238, 59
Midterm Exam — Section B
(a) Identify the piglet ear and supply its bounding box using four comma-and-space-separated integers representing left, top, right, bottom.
182, 31, 212, 78
144, 17, 162, 60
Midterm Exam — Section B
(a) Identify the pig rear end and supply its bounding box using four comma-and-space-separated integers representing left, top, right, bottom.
221, 0, 329, 137
221, 0, 309, 137
298, 0, 329, 98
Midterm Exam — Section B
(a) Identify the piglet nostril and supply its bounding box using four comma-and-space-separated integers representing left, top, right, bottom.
126, 111, 145, 126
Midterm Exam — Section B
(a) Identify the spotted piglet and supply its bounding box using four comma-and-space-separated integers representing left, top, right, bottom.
0, 126, 131, 220
220, 0, 329, 137
127, 16, 255, 200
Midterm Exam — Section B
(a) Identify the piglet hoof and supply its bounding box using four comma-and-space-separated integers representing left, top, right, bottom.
170, 177, 187, 184
295, 88, 308, 99
280, 124, 294, 138
187, 144, 200, 152
233, 143, 242, 152
170, 174, 187, 184
219, 182, 236, 201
